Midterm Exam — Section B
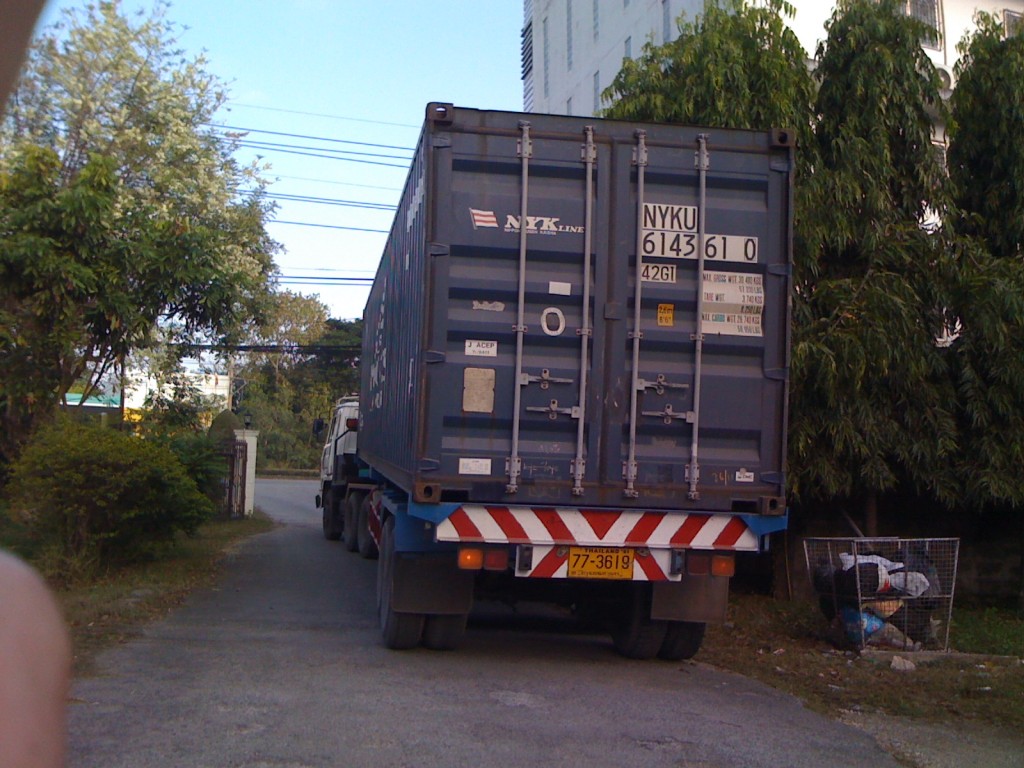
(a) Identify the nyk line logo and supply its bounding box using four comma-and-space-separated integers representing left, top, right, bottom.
469, 208, 584, 235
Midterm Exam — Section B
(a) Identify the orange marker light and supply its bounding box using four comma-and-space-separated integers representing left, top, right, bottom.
483, 549, 509, 571
458, 548, 484, 570
711, 554, 735, 577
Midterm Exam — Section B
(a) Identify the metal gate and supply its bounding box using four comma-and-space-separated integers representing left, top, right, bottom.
222, 438, 247, 519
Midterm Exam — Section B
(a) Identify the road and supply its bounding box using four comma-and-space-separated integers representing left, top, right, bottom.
67, 478, 903, 768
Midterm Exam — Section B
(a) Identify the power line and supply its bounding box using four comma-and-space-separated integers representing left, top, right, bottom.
271, 174, 400, 192
237, 142, 409, 168
262, 192, 396, 211
237, 138, 411, 162
212, 123, 414, 153
228, 102, 420, 129
269, 220, 389, 232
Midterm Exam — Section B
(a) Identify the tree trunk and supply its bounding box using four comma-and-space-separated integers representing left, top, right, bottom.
864, 493, 879, 537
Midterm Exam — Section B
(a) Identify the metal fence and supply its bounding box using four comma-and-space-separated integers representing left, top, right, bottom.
803, 537, 960, 651
221, 438, 247, 519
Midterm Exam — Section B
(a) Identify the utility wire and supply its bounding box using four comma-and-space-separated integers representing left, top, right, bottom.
227, 102, 420, 129
211, 123, 415, 153
269, 221, 389, 232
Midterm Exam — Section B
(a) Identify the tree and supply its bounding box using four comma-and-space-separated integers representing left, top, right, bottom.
0, 1, 277, 467
947, 12, 1024, 260
788, 0, 959, 529
603, 0, 815, 150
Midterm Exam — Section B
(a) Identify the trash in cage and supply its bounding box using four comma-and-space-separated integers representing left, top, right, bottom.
804, 537, 959, 651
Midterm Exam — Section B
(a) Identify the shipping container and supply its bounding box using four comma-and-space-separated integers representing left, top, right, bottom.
360, 103, 791, 512
344, 103, 793, 658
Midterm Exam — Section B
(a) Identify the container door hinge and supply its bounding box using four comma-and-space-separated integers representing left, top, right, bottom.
429, 243, 450, 257
424, 350, 446, 364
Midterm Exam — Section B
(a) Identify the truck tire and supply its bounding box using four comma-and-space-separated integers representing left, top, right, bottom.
342, 492, 362, 552
611, 585, 667, 660
422, 613, 468, 651
321, 489, 342, 541
657, 621, 706, 661
357, 495, 379, 560
377, 516, 424, 650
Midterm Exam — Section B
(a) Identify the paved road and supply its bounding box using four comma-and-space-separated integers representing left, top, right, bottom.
68, 478, 903, 768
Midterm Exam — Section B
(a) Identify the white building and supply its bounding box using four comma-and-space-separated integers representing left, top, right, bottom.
521, 0, 1024, 116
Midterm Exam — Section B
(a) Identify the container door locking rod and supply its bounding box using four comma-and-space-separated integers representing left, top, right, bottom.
624, 130, 648, 498
506, 120, 532, 495
572, 126, 597, 496
687, 134, 710, 500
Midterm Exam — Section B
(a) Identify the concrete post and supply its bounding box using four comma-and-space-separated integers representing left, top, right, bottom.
234, 429, 259, 517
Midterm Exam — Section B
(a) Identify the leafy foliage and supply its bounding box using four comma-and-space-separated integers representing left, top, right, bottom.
603, 0, 815, 155
0, 1, 277, 469
6, 418, 214, 582
948, 12, 1024, 260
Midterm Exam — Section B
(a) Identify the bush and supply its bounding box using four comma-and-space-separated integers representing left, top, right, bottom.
156, 432, 227, 509
6, 418, 215, 582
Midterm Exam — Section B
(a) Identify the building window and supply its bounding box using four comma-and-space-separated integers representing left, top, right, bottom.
593, 70, 601, 113
567, 0, 573, 71
543, 17, 550, 99
593, 0, 599, 40
903, 0, 942, 49
625, 36, 632, 60
1006, 10, 1022, 37
662, 0, 672, 44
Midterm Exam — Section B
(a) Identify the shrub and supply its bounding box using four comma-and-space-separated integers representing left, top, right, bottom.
156, 432, 227, 509
6, 418, 215, 582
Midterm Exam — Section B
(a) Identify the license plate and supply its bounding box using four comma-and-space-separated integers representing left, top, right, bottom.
567, 547, 634, 580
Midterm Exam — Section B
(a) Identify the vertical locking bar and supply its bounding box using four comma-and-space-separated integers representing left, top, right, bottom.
688, 133, 710, 500
506, 121, 533, 494
624, 130, 648, 498
572, 126, 597, 496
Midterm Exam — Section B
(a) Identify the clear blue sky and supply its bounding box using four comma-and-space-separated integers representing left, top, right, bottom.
34, 1, 526, 320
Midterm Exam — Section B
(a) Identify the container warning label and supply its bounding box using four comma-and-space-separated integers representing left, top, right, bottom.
702, 271, 764, 337
657, 304, 675, 327
459, 458, 492, 475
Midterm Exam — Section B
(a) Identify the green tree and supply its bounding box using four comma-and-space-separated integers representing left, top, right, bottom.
788, 0, 958, 529
0, 1, 277, 467
942, 15, 1024, 507
948, 12, 1024, 260
602, 0, 815, 154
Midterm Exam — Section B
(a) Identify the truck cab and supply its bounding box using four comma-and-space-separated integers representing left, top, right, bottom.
316, 396, 360, 540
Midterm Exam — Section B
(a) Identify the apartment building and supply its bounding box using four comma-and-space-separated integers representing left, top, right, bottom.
521, 0, 1024, 116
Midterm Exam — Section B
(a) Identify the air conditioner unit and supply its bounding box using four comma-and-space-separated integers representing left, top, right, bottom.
936, 65, 954, 91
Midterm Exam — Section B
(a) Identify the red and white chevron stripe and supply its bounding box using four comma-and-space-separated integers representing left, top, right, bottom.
435, 505, 758, 551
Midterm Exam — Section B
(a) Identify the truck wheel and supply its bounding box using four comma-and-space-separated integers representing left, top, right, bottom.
343, 492, 362, 552
357, 495, 379, 560
422, 613, 468, 651
377, 516, 424, 650
658, 621, 706, 661
321, 489, 342, 541
611, 585, 667, 660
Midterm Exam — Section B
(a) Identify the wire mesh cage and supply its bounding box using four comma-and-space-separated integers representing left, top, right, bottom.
803, 537, 960, 651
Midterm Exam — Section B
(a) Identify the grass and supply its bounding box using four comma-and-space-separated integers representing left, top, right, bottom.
701, 593, 1024, 732
6, 512, 276, 674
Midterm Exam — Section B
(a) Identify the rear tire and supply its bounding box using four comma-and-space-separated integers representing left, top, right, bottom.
658, 621, 706, 661
611, 585, 667, 660
377, 516, 424, 650
357, 495, 379, 560
321, 488, 342, 541
422, 613, 468, 651
343, 492, 361, 552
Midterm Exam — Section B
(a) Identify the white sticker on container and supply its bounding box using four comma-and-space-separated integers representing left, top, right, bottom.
736, 469, 755, 483
463, 367, 495, 413
459, 458, 492, 476
472, 300, 505, 312
465, 340, 498, 357
548, 281, 572, 296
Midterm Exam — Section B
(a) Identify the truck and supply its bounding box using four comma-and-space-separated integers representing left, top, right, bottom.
316, 102, 793, 659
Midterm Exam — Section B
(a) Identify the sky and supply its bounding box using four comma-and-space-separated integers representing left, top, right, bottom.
33, 0, 526, 321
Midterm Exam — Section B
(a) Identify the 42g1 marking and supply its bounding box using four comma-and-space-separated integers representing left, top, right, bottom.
641, 262, 677, 283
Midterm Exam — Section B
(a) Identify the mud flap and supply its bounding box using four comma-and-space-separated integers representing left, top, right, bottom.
392, 555, 474, 615
650, 574, 729, 623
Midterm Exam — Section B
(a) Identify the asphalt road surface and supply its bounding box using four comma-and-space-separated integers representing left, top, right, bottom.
67, 478, 905, 768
